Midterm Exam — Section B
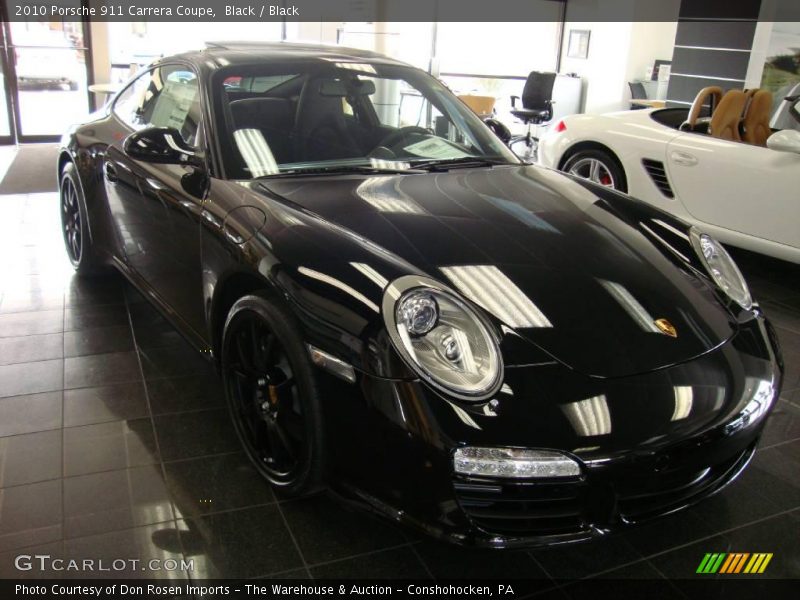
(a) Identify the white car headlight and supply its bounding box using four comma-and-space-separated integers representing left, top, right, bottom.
383, 275, 503, 401
690, 228, 752, 310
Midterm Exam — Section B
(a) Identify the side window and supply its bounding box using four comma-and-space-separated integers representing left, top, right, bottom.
113, 65, 202, 147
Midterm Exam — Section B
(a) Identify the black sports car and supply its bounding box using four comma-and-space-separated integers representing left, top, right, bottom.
58, 42, 782, 547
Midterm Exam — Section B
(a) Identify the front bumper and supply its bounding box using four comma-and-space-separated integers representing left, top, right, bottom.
322, 314, 782, 548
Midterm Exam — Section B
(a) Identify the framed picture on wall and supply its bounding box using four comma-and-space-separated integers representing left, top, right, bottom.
567, 29, 591, 59
651, 59, 672, 81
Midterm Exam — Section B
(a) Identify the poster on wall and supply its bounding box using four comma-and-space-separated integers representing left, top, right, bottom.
760, 22, 800, 129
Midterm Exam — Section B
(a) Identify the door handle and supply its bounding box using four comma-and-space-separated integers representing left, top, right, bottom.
104, 162, 118, 182
670, 151, 698, 167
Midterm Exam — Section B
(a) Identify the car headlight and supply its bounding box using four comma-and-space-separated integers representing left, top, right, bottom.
383, 275, 503, 401
689, 228, 752, 310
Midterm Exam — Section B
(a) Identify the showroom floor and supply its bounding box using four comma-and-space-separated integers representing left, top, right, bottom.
0, 178, 798, 591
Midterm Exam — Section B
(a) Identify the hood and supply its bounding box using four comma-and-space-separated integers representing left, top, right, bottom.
256, 165, 736, 378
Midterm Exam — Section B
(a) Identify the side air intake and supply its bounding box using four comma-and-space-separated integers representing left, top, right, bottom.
642, 159, 675, 198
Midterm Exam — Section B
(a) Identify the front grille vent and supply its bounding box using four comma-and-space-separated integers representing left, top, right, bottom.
454, 477, 588, 537
642, 159, 675, 198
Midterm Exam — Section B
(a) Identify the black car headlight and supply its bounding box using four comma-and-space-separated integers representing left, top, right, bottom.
383, 275, 503, 401
689, 228, 752, 310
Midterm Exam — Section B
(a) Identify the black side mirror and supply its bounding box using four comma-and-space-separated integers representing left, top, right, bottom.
123, 127, 202, 167
483, 118, 511, 145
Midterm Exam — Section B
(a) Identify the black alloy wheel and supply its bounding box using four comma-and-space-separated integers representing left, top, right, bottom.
61, 174, 83, 264
222, 294, 325, 495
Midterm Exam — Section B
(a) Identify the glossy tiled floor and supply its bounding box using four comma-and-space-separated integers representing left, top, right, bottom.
0, 191, 798, 592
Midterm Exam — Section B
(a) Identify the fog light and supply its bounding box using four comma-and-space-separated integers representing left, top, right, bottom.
453, 447, 581, 479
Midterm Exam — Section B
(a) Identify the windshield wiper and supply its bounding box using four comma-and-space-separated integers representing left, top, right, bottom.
410, 157, 518, 171
255, 164, 424, 179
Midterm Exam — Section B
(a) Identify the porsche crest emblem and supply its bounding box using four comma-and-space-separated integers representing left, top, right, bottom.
655, 318, 677, 338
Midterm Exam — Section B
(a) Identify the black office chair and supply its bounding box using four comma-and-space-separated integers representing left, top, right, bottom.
509, 71, 557, 161
629, 81, 648, 110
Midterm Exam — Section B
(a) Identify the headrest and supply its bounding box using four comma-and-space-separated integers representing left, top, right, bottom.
230, 97, 294, 129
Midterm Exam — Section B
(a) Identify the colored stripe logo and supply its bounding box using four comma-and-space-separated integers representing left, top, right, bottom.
696, 553, 773, 574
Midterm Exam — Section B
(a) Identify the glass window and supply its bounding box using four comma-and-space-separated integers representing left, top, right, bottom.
214, 61, 518, 179
113, 65, 202, 147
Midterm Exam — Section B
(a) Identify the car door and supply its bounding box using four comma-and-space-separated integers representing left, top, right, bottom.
665, 132, 800, 248
104, 64, 208, 337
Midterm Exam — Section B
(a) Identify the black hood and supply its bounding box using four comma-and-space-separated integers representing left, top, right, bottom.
256, 165, 736, 378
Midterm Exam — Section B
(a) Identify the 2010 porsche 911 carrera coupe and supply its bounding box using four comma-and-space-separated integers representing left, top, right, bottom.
58, 42, 783, 548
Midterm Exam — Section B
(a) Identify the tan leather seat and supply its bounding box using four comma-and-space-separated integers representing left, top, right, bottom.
742, 89, 773, 146
709, 89, 748, 141
683, 86, 724, 131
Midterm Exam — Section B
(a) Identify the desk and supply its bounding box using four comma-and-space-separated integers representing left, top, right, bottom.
88, 83, 123, 107
631, 99, 666, 109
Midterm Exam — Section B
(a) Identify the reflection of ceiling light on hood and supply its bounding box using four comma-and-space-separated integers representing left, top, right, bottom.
562, 395, 611, 436
672, 386, 694, 421
298, 266, 379, 312
600, 279, 662, 333
440, 265, 552, 328
356, 177, 425, 214
350, 262, 389, 289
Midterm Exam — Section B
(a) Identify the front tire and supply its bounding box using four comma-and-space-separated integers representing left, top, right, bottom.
60, 161, 107, 276
562, 149, 627, 192
221, 292, 326, 497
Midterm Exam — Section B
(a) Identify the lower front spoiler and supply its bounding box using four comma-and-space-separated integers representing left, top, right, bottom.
336, 439, 758, 549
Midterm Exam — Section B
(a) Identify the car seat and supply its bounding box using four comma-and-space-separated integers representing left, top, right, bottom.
742, 89, 773, 146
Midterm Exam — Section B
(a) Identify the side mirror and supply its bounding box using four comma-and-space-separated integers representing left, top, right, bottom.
766, 129, 800, 155
123, 127, 202, 167
483, 117, 511, 145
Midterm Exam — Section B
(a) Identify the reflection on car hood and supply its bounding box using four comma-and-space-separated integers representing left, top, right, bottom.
258, 165, 736, 378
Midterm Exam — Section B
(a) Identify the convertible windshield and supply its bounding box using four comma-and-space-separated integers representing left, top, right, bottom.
214, 61, 519, 178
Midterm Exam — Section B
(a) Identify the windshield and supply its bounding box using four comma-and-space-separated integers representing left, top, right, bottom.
213, 60, 519, 178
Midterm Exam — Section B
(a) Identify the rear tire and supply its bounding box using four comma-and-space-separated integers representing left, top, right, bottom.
562, 149, 627, 193
221, 292, 326, 497
60, 161, 108, 276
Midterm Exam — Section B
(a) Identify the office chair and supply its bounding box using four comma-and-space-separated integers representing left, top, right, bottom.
629, 81, 648, 109
509, 71, 557, 161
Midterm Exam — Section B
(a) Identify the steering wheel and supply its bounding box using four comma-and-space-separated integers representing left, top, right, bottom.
375, 126, 431, 151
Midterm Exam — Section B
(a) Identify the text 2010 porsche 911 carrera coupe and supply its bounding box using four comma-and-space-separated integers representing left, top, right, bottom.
58, 42, 782, 547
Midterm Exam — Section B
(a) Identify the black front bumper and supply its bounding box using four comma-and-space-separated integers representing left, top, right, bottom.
323, 315, 782, 548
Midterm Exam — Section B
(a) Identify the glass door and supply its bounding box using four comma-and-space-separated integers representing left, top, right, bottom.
2, 12, 92, 142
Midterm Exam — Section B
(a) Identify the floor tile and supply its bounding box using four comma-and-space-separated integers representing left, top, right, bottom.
0, 391, 62, 436
0, 360, 63, 398
179, 505, 303, 579
63, 418, 159, 477
146, 372, 225, 415
773, 326, 800, 393
0, 429, 61, 488
64, 325, 134, 358
622, 508, 717, 558
138, 343, 210, 381
64, 304, 130, 332
0, 540, 64, 579
0, 310, 63, 337
563, 562, 679, 600
63, 464, 174, 538
414, 538, 549, 580
154, 408, 239, 461
760, 400, 800, 448
64, 276, 125, 308
63, 381, 149, 427
650, 513, 798, 581
280, 493, 408, 565
532, 534, 643, 580
63, 523, 188, 580
736, 445, 800, 511
64, 350, 141, 389
165, 453, 274, 519
0, 479, 62, 552
309, 546, 430, 579
0, 333, 63, 366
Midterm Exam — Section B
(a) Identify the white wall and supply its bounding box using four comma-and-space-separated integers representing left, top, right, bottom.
560, 0, 679, 114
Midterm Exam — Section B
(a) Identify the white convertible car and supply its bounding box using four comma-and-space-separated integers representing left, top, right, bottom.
538, 86, 800, 264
